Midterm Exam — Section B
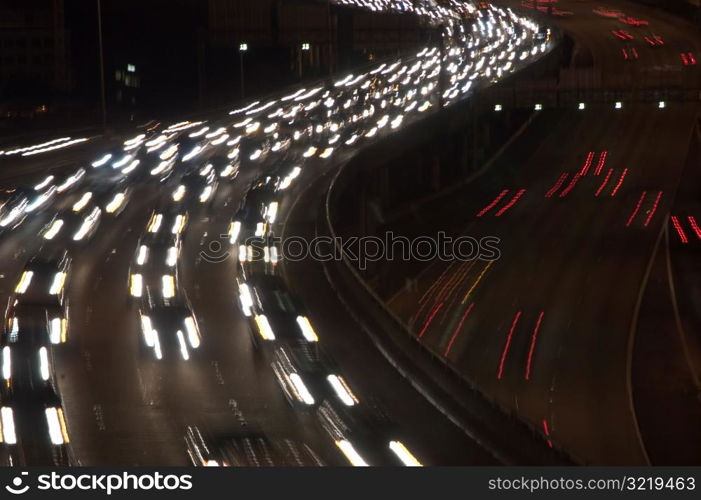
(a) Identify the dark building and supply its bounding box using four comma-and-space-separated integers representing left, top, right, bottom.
204, 0, 426, 101
0, 0, 71, 110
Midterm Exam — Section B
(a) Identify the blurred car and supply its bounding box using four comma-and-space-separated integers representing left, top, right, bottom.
271, 343, 359, 410
142, 210, 189, 242
129, 230, 182, 304
316, 400, 421, 466
227, 176, 280, 246
4, 303, 67, 346
137, 301, 201, 361
184, 425, 323, 466
1, 319, 56, 396
0, 189, 29, 234
40, 204, 102, 244
170, 168, 218, 207
235, 274, 319, 347
644, 35, 664, 48
235, 232, 280, 280
1, 386, 72, 465
207, 154, 239, 179
13, 249, 71, 306
94, 184, 131, 217
49, 166, 86, 195
24, 184, 57, 214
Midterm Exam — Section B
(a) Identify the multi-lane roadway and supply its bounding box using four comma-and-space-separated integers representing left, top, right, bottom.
0, 0, 552, 465
384, 0, 701, 465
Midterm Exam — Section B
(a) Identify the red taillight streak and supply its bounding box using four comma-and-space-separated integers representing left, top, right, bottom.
688, 216, 701, 240
476, 189, 510, 217
625, 191, 647, 227
579, 151, 595, 176
595, 168, 614, 197
495, 189, 526, 216
610, 168, 628, 196
418, 302, 444, 339
545, 173, 568, 198
444, 303, 475, 358
542, 420, 553, 448
418, 264, 468, 326
411, 262, 457, 325
643, 191, 663, 227
594, 151, 608, 175
417, 262, 454, 305
440, 262, 479, 322
622, 48, 628, 60
497, 311, 522, 380
671, 216, 689, 244
558, 174, 581, 198
524, 311, 545, 380
436, 260, 475, 310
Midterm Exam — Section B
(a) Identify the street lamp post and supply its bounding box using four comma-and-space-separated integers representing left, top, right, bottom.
97, 0, 107, 129
299, 42, 310, 79
239, 42, 248, 99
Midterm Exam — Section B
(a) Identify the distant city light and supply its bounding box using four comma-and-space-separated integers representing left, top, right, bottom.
494, 104, 502, 112
615, 101, 623, 109
658, 101, 666, 109
578, 102, 586, 110
534, 103, 542, 111
127, 64, 136, 73
239, 43, 248, 52
301, 42, 310, 51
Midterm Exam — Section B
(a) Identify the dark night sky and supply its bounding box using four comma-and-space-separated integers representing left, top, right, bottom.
65, 0, 206, 111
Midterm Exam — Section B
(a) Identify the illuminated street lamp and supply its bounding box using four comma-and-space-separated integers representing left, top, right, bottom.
239, 42, 248, 99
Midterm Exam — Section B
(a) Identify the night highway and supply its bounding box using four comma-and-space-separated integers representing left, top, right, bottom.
0, 0, 700, 474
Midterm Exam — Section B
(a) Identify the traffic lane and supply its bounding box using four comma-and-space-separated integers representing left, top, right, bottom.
387, 105, 615, 323
54, 188, 189, 465
0, 209, 57, 300
385, 103, 694, 463
633, 121, 701, 464
175, 184, 345, 465
0, 136, 120, 185
449, 104, 696, 464
633, 222, 701, 465
281, 166, 498, 465
502, 0, 701, 86
424, 107, 647, 460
